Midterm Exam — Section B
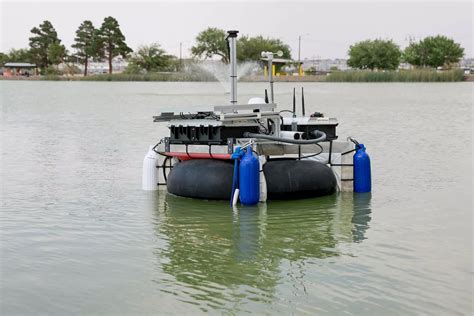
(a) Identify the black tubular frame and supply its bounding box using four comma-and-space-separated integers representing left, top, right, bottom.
153, 138, 357, 186
156, 158, 173, 186
326, 140, 356, 184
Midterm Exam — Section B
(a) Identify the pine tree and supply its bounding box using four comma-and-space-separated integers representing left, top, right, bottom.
29, 20, 61, 70
72, 20, 98, 76
47, 42, 67, 70
97, 17, 132, 74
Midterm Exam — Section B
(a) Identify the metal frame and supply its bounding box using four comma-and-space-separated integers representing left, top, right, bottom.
214, 103, 277, 113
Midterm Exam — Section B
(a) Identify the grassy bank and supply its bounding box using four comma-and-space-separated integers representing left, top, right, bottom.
326, 69, 465, 82
79, 72, 216, 82
2, 69, 470, 82
242, 75, 327, 82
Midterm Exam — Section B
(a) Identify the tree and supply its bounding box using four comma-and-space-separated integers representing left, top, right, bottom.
47, 42, 67, 68
191, 28, 293, 64
371, 39, 402, 70
72, 20, 98, 76
403, 41, 426, 68
97, 16, 132, 74
347, 40, 373, 70
191, 27, 229, 63
237, 35, 291, 62
129, 43, 176, 72
29, 20, 62, 70
123, 62, 144, 75
0, 52, 6, 66
347, 39, 401, 70
403, 35, 464, 68
1, 48, 32, 64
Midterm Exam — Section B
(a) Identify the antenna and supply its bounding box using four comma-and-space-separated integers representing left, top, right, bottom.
292, 88, 296, 117
264, 89, 269, 103
301, 87, 305, 116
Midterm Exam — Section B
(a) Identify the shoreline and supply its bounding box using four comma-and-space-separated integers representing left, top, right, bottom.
1, 72, 472, 82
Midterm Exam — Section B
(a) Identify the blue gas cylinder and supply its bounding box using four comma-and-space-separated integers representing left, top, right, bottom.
239, 148, 260, 205
353, 144, 371, 193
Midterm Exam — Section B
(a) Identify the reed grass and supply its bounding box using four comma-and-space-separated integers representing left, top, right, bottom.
5, 69, 467, 82
326, 69, 465, 82
79, 72, 216, 82
39, 74, 63, 81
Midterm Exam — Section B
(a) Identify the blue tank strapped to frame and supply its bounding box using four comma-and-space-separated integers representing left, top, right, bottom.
353, 143, 371, 193
239, 148, 260, 206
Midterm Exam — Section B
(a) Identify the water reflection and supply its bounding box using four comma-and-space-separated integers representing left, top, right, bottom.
151, 193, 371, 311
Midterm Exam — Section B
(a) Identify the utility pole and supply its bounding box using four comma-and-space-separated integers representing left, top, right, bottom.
298, 35, 301, 75
298, 34, 309, 75
298, 35, 301, 64
179, 42, 183, 71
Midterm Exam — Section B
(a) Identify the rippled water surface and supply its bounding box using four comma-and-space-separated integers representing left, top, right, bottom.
1, 81, 472, 315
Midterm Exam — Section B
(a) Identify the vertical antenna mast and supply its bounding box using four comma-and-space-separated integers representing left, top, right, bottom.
292, 88, 296, 116
226, 30, 239, 104
301, 87, 305, 116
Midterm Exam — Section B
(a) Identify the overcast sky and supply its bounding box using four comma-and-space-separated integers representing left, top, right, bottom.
1, 0, 472, 59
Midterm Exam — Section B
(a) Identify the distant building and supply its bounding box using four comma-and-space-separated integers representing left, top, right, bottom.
459, 58, 474, 74
302, 58, 349, 72
459, 58, 474, 68
2, 62, 37, 77
398, 63, 413, 70
84, 57, 129, 74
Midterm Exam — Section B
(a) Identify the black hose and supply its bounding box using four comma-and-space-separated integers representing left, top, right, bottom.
162, 156, 170, 182
243, 130, 326, 144
300, 143, 324, 159
348, 137, 360, 146
208, 144, 214, 159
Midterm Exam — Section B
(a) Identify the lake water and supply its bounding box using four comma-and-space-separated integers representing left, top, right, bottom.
0, 81, 472, 315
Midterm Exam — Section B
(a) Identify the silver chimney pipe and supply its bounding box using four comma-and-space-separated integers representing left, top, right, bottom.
226, 30, 239, 104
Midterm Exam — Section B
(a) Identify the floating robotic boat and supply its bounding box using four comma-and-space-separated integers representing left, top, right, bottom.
143, 30, 371, 205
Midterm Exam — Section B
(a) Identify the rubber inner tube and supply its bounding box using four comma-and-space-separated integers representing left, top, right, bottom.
167, 159, 233, 200
264, 159, 337, 200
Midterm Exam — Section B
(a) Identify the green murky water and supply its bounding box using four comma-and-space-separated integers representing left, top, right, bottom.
1, 81, 472, 314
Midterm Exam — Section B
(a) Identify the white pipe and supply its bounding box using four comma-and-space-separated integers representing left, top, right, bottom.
232, 188, 240, 206
279, 131, 307, 140
279, 131, 300, 140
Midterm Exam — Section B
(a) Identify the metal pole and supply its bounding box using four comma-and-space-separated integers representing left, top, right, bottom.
267, 53, 274, 103
227, 30, 239, 104
298, 35, 301, 66
179, 42, 182, 71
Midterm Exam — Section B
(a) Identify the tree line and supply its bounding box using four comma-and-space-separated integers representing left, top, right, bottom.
0, 18, 465, 76
347, 36, 464, 70
191, 27, 291, 63
0, 17, 132, 76
0, 22, 292, 76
